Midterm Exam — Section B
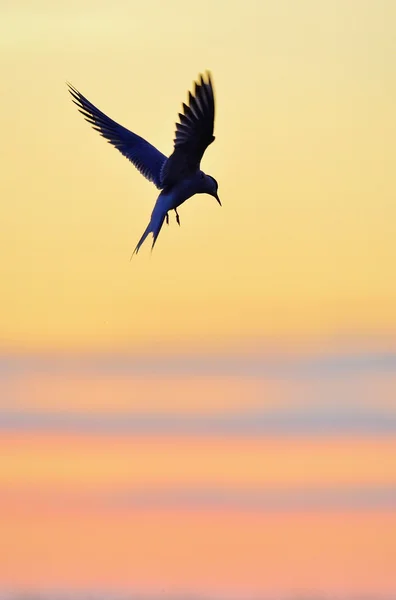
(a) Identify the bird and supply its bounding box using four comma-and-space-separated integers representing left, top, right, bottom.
67, 72, 221, 255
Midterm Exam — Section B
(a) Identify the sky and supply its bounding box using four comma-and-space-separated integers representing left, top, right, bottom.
0, 0, 395, 350
1, 353, 395, 597
0, 0, 395, 597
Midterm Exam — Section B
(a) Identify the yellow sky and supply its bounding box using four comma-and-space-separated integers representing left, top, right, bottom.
2, 434, 395, 488
1, 0, 395, 351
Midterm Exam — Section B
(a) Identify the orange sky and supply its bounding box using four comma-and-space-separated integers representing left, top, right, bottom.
1, 506, 395, 596
1, 0, 395, 596
1, 433, 395, 595
1, 355, 395, 595
1, 434, 395, 489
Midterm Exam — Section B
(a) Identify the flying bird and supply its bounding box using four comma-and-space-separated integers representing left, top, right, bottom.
67, 72, 220, 255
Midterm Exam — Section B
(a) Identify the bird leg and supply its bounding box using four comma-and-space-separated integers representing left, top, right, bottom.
165, 212, 169, 225
174, 208, 180, 226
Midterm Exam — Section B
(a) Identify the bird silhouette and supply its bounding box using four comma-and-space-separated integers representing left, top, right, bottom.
67, 72, 220, 255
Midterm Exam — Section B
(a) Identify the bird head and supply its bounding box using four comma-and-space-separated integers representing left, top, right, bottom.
206, 175, 221, 206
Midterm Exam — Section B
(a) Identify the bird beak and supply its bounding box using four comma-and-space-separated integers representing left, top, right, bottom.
215, 193, 222, 206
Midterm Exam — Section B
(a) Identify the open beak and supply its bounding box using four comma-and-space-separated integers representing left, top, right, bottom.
215, 193, 222, 206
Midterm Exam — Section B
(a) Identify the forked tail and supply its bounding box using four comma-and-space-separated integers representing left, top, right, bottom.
131, 212, 166, 258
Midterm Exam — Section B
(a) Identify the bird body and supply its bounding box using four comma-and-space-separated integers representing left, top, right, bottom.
67, 72, 220, 255
134, 170, 220, 253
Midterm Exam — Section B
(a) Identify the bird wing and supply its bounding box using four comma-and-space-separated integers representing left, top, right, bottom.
160, 72, 215, 187
67, 83, 167, 189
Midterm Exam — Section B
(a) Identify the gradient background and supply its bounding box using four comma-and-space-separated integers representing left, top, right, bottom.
1, 0, 396, 598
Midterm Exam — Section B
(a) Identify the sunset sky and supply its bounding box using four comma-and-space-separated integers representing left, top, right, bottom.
0, 0, 395, 597
1, 0, 396, 350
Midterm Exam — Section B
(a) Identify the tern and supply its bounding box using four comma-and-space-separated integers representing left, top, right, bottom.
67, 72, 220, 255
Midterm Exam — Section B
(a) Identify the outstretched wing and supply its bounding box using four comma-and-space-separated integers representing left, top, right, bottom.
68, 83, 167, 189
161, 72, 215, 187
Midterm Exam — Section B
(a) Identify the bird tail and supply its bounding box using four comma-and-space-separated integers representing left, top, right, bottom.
131, 212, 166, 258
